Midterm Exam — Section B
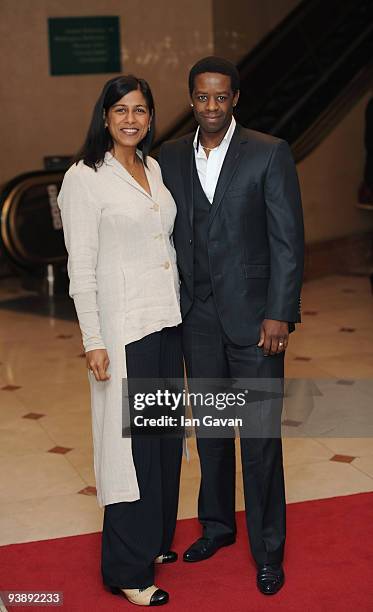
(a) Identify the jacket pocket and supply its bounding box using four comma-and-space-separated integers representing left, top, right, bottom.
243, 263, 270, 278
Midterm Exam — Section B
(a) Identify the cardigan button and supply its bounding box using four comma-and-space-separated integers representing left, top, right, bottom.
163, 261, 170, 269
152, 203, 160, 211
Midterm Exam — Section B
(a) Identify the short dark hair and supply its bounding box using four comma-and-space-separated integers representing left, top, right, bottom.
188, 56, 240, 96
76, 75, 155, 170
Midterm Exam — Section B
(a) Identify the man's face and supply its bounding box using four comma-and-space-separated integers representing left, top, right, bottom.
191, 72, 239, 134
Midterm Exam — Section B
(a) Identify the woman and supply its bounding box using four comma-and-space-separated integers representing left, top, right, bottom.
58, 75, 183, 606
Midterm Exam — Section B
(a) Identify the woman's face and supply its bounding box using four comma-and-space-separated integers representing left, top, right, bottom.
106, 88, 151, 150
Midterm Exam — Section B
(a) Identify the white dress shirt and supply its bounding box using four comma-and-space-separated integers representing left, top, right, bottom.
193, 116, 236, 203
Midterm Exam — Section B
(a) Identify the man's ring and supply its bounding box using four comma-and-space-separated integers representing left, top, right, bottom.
279, 342, 284, 346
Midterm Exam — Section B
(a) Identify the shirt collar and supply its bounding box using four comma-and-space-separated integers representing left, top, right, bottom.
104, 151, 114, 164
193, 116, 236, 153
104, 149, 143, 165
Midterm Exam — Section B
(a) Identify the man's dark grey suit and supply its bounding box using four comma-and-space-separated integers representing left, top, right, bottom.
159, 123, 304, 567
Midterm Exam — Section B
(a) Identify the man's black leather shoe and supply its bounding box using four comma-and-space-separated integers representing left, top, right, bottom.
257, 564, 285, 595
183, 536, 235, 562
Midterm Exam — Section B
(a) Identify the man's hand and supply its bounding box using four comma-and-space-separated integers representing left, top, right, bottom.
258, 319, 289, 355
86, 349, 111, 381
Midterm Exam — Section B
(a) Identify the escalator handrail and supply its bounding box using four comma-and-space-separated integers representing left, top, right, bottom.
268, 23, 373, 135
292, 61, 373, 162
243, 0, 371, 107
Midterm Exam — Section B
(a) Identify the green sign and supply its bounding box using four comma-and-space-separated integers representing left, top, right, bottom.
48, 16, 121, 76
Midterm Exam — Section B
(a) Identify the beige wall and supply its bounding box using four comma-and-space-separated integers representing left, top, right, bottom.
213, 0, 299, 62
0, 0, 301, 185
0, 0, 213, 184
2, 1, 371, 245
298, 94, 373, 243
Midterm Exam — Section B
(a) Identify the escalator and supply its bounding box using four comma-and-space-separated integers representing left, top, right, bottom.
153, 0, 373, 160
1, 0, 372, 278
0, 171, 67, 272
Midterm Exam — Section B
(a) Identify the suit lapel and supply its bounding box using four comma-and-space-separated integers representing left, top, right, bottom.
180, 136, 195, 230
209, 125, 246, 227
144, 161, 159, 201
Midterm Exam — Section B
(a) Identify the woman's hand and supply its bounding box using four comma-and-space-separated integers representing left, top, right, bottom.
86, 349, 111, 381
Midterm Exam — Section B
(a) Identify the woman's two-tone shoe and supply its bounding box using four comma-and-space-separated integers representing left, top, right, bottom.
110, 585, 169, 606
155, 550, 178, 564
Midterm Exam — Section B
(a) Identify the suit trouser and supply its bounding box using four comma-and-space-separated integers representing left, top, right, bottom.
101, 326, 183, 589
182, 295, 286, 566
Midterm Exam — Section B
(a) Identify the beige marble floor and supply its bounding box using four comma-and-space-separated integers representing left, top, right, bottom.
0, 274, 372, 546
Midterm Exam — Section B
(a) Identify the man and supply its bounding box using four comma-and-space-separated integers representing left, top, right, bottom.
159, 57, 304, 595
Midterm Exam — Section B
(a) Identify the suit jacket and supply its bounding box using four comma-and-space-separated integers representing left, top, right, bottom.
58, 152, 181, 506
159, 123, 304, 346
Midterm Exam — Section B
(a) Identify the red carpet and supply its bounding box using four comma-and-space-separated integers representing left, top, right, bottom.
1, 492, 372, 611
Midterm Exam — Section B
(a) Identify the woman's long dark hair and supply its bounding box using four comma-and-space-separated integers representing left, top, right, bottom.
76, 75, 155, 170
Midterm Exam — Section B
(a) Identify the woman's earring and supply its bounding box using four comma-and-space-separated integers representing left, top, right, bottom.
190, 103, 194, 108
148, 124, 151, 132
